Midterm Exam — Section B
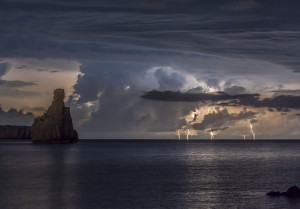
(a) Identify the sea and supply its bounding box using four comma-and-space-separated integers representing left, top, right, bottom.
0, 140, 300, 209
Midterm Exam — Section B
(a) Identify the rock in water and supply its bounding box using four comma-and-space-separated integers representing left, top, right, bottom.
267, 186, 300, 198
266, 191, 281, 197
282, 186, 300, 198
31, 88, 78, 143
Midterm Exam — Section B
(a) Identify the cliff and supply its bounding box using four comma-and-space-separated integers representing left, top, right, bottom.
31, 88, 78, 143
0, 125, 31, 139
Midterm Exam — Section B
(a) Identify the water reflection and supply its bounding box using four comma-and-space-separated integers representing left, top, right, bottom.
0, 143, 78, 209
0, 141, 300, 209
47, 145, 75, 209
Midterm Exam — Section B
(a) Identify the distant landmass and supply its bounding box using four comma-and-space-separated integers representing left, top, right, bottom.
0, 88, 78, 143
0, 125, 31, 139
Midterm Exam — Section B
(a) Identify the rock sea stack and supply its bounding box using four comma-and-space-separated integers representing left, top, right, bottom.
267, 186, 300, 198
31, 88, 78, 143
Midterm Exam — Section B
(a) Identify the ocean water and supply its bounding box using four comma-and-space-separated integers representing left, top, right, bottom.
0, 140, 300, 209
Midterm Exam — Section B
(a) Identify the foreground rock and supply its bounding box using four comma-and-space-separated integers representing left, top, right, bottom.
0, 125, 31, 139
31, 89, 78, 143
267, 186, 300, 198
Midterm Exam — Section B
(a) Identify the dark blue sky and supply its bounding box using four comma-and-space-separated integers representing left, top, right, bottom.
0, 0, 299, 139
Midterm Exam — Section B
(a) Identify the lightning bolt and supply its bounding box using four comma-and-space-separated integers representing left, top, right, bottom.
249, 120, 256, 140
243, 120, 246, 140
210, 131, 214, 140
187, 129, 190, 140
206, 108, 211, 138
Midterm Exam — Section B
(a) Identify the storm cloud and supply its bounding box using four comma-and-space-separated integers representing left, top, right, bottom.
141, 90, 259, 103
0, 80, 36, 87
0, 0, 299, 138
141, 90, 300, 110
0, 0, 298, 70
193, 108, 257, 131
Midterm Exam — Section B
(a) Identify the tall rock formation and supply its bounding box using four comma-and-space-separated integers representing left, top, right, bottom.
31, 88, 78, 143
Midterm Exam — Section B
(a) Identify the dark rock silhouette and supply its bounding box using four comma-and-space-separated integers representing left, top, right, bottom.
282, 186, 300, 198
0, 125, 31, 139
31, 88, 78, 143
266, 191, 281, 197
267, 186, 300, 198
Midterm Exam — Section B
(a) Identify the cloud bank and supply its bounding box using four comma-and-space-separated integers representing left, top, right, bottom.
0, 0, 299, 138
0, 107, 34, 126
141, 90, 300, 110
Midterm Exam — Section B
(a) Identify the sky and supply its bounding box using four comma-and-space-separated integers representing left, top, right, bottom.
0, 0, 300, 139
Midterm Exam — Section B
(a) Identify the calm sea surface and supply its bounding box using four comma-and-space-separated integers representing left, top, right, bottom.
0, 140, 300, 209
